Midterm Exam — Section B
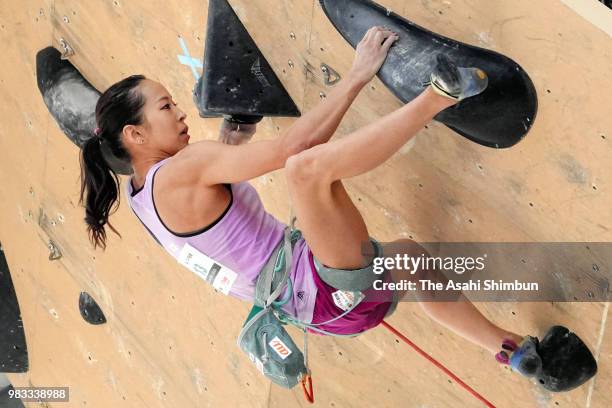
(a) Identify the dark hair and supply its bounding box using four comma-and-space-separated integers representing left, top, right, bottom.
79, 74, 147, 250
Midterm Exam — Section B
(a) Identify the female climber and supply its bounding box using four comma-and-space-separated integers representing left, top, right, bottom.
79, 26, 549, 384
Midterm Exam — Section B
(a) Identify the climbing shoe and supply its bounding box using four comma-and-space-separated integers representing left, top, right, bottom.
496, 327, 597, 391
429, 54, 488, 101
495, 336, 542, 378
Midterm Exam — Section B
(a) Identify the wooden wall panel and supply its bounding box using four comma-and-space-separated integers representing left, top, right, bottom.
0, 0, 609, 407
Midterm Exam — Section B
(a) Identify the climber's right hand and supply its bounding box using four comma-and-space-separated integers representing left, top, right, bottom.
348, 26, 398, 86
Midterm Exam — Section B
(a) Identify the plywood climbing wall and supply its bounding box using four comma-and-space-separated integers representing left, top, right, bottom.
0, 0, 610, 407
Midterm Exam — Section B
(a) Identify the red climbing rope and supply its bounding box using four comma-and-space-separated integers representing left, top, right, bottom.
381, 320, 496, 408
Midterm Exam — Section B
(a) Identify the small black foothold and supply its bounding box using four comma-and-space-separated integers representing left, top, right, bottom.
79, 292, 107, 325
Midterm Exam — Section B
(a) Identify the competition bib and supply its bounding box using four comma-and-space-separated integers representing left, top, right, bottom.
177, 242, 238, 295
331, 290, 365, 311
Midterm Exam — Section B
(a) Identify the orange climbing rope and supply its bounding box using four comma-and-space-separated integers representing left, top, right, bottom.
381, 320, 496, 408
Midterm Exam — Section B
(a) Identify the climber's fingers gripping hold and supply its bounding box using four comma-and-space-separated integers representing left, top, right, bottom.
349, 26, 399, 86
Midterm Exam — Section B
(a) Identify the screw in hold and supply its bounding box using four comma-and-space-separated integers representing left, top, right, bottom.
47, 241, 62, 261
59, 38, 75, 59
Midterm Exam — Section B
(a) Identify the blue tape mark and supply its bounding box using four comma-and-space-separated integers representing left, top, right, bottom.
177, 36, 202, 80
178, 55, 202, 68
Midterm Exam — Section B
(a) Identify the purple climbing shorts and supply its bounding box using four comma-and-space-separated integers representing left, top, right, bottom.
307, 249, 397, 336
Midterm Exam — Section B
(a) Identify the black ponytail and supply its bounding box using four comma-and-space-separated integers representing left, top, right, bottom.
79, 74, 147, 250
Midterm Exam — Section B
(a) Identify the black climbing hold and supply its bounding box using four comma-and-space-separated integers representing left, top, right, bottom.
194, 0, 301, 119
536, 325, 597, 392
319, 0, 538, 148
79, 292, 107, 325
223, 114, 264, 125
0, 242, 29, 373
36, 47, 132, 175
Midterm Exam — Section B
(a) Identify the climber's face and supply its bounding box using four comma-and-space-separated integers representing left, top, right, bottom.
123, 79, 190, 158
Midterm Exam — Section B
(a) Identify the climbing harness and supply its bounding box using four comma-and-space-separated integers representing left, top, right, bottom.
237, 227, 359, 401
237, 218, 398, 403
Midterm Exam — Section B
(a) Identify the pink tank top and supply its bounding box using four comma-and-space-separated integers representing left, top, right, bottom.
125, 157, 318, 323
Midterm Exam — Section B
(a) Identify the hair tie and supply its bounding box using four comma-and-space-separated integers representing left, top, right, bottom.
94, 127, 101, 136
